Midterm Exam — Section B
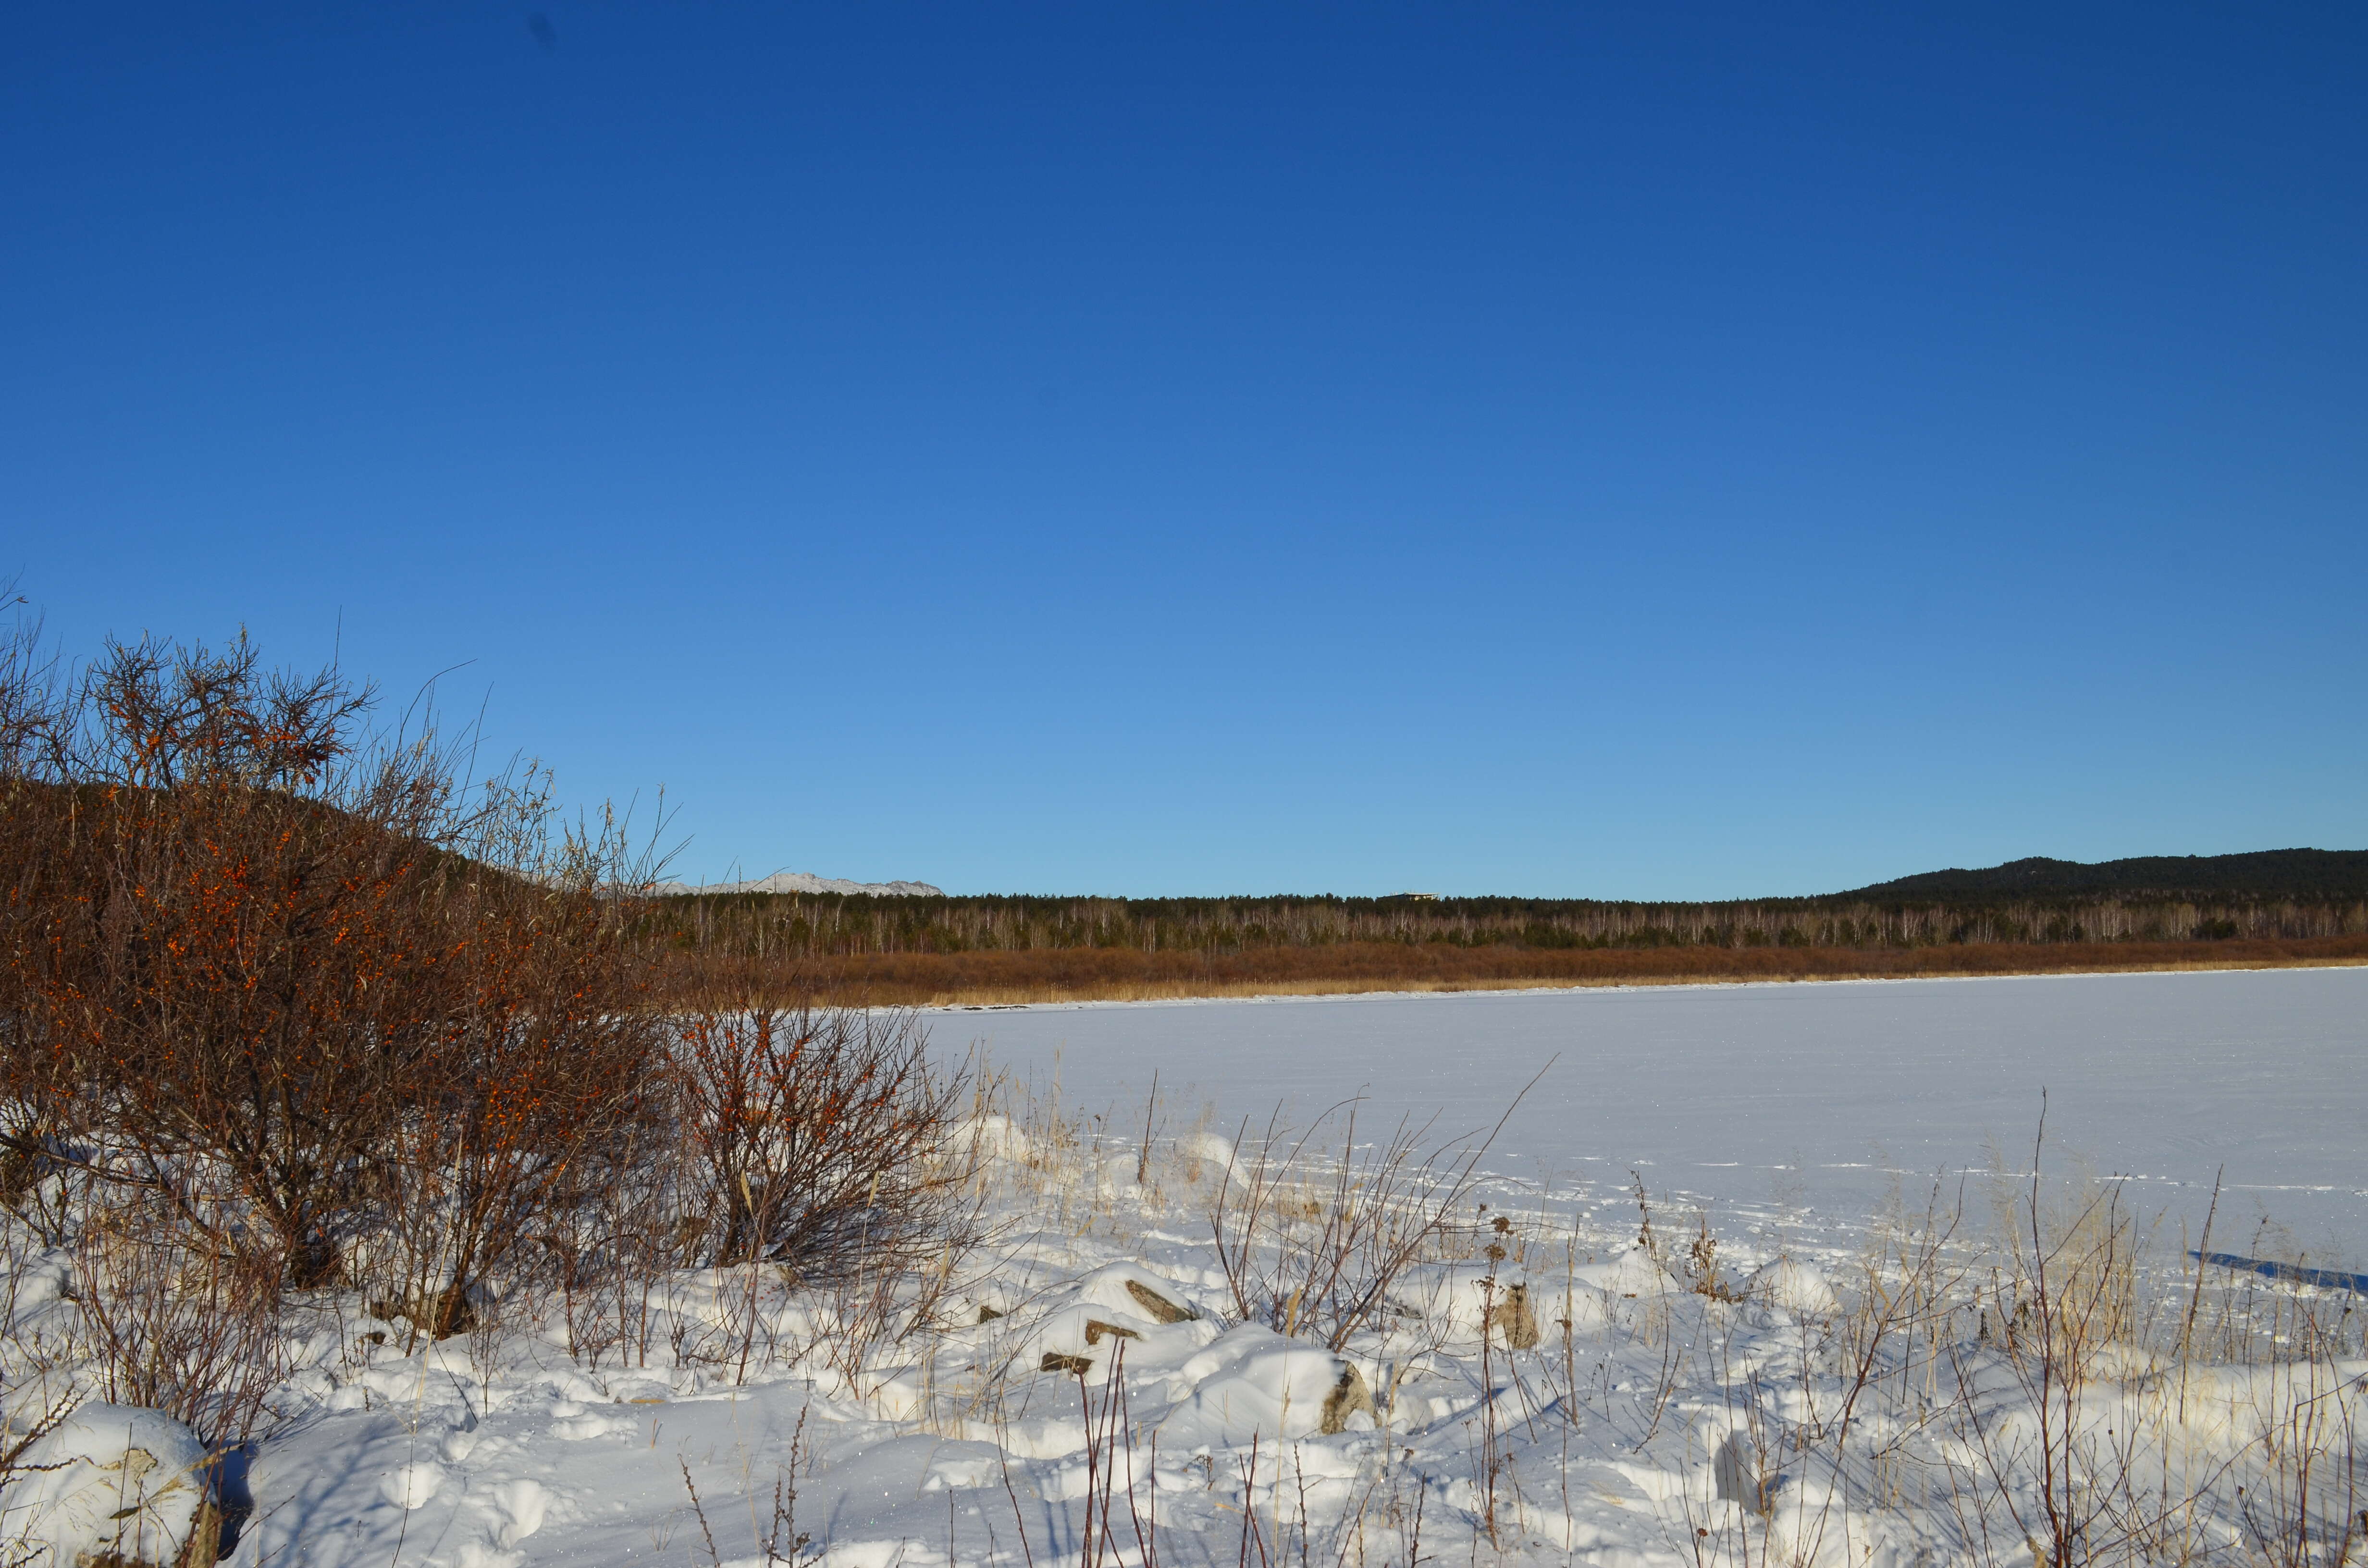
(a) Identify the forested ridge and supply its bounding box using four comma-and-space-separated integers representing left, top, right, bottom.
647, 849, 2368, 961
1846, 848, 2368, 898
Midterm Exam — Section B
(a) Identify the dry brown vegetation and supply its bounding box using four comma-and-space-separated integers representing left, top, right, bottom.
660, 933, 2368, 1008
0, 622, 974, 1443
650, 884, 2368, 960
661, 1003, 974, 1275
0, 629, 659, 1325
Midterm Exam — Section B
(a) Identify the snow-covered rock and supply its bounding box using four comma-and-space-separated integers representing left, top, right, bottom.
1160, 1324, 1375, 1445
1008, 1263, 1218, 1377
0, 1403, 216, 1568
1073, 1262, 1203, 1325
1024, 1302, 1161, 1372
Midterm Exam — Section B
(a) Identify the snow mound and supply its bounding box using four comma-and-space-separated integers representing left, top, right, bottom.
0, 1403, 215, 1568
1744, 1258, 1842, 1318
957, 1113, 1034, 1164
1176, 1131, 1243, 1181
1571, 1246, 1677, 1298
1548, 1246, 1681, 1327
379, 1459, 447, 1509
1391, 1261, 1529, 1337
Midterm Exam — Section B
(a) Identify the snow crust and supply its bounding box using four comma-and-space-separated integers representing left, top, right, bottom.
937, 966, 2368, 1259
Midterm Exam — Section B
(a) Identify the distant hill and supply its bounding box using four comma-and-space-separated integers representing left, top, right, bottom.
655, 870, 944, 897
1841, 850, 2368, 900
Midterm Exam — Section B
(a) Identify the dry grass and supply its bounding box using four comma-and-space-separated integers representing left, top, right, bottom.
663, 936, 2368, 1009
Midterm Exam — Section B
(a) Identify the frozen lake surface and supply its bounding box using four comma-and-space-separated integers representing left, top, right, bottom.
933, 965, 2368, 1264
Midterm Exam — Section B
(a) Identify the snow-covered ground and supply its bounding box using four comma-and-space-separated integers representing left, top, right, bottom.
935, 967, 2368, 1268
6, 966, 2364, 1568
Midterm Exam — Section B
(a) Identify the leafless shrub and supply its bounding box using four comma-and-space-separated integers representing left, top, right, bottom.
0, 1108, 83, 1249
664, 1004, 975, 1280
69, 1189, 287, 1444
361, 892, 660, 1346
0, 627, 667, 1353
543, 1109, 683, 1371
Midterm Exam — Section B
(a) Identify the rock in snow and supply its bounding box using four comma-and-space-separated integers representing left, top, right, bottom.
1162, 1325, 1377, 1445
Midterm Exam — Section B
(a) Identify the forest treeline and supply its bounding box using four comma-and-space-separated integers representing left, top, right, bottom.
644, 887, 2368, 961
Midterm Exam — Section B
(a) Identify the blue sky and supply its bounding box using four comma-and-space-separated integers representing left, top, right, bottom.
5, 3, 2362, 898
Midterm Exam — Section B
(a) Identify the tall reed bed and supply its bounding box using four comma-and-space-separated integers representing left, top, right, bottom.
659, 932, 2368, 1009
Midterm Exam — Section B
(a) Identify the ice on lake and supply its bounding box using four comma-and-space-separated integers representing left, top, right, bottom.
933, 965, 2368, 1264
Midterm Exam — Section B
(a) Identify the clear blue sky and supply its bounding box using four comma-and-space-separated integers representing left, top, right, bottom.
5, 3, 2362, 898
